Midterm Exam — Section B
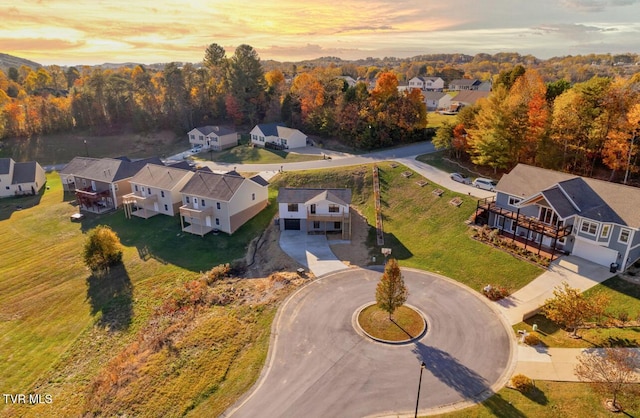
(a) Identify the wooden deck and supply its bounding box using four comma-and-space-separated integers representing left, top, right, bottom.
498, 231, 563, 261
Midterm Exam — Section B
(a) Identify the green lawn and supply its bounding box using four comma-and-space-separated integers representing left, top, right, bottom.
272, 162, 542, 292
513, 276, 640, 348
430, 381, 640, 418
0, 130, 188, 165
426, 112, 458, 129
195, 143, 324, 164
0, 173, 278, 416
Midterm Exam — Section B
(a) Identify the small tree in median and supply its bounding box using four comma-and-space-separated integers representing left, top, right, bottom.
542, 281, 593, 337
575, 348, 640, 411
83, 225, 123, 272
375, 258, 408, 319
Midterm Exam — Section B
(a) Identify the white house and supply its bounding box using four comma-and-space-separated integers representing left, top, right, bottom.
421, 91, 452, 111
408, 77, 444, 91
179, 171, 269, 236
277, 188, 352, 240
187, 126, 238, 151
0, 158, 46, 198
123, 164, 194, 219
250, 123, 307, 149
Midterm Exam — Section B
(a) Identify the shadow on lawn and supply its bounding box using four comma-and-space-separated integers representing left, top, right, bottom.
86, 263, 133, 331
412, 342, 527, 417
0, 188, 44, 221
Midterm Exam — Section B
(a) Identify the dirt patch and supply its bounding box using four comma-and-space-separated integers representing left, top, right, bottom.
328, 209, 372, 267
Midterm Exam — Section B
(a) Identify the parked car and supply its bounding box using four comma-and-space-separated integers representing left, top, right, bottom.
191, 144, 203, 153
473, 177, 497, 191
450, 172, 471, 184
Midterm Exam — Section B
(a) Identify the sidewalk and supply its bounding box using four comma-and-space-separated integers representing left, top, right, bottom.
496, 255, 614, 326
513, 346, 640, 381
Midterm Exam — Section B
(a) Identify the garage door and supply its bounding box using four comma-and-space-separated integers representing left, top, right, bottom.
572, 239, 618, 267
283, 218, 301, 230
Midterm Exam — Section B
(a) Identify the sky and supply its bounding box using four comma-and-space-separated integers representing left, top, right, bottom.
3, 0, 640, 66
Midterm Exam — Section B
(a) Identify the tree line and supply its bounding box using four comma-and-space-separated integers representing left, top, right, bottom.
434, 66, 640, 182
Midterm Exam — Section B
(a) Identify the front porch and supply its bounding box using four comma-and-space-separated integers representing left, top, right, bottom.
307, 212, 351, 240
75, 188, 115, 214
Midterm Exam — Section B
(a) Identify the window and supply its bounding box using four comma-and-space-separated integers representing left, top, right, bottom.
288, 203, 298, 212
334, 221, 342, 229
313, 221, 320, 229
252, 193, 255, 201
201, 200, 205, 207
186, 196, 190, 203
215, 218, 220, 225
164, 204, 168, 211
147, 188, 151, 194
199, 135, 204, 140
161, 190, 165, 198
540, 207, 560, 227
190, 134, 195, 139
194, 197, 198, 204
600, 224, 611, 239
580, 220, 598, 236
328, 204, 340, 213
619, 229, 630, 244
134, 185, 138, 192
216, 202, 221, 209
508, 196, 521, 206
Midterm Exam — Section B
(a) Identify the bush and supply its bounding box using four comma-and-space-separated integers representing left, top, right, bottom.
83, 225, 123, 272
482, 284, 510, 301
511, 374, 534, 393
203, 263, 231, 285
617, 311, 630, 324
524, 333, 541, 346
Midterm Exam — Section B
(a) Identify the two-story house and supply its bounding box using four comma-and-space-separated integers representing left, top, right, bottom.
476, 164, 640, 270
123, 164, 194, 219
407, 76, 445, 91
0, 158, 46, 198
277, 188, 352, 240
187, 126, 238, 151
178, 171, 269, 236
421, 91, 452, 111
70, 157, 163, 213
59, 157, 97, 192
250, 123, 307, 150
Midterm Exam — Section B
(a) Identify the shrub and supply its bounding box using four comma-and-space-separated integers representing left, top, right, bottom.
482, 284, 510, 301
511, 374, 534, 393
203, 263, 231, 285
617, 311, 630, 324
524, 333, 541, 346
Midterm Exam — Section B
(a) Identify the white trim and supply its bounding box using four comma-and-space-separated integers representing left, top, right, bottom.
600, 223, 611, 239
618, 228, 631, 245
508, 196, 521, 206
579, 219, 598, 236
556, 184, 581, 212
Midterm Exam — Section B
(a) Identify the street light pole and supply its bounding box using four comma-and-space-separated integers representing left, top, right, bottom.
414, 361, 426, 418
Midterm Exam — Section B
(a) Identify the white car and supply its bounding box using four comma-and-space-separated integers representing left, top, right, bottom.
190, 145, 203, 153
450, 172, 471, 185
473, 177, 497, 191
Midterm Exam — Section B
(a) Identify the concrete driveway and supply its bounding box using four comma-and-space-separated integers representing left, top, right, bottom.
225, 268, 514, 418
279, 230, 349, 277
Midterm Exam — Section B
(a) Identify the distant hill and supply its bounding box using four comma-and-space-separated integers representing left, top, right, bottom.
0, 53, 41, 73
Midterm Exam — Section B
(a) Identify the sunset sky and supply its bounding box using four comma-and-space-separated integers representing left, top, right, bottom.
3, 0, 640, 66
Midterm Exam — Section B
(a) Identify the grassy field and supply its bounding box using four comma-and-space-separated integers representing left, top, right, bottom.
194, 142, 324, 164
0, 173, 280, 416
272, 163, 542, 291
513, 277, 640, 348
0, 130, 188, 165
430, 380, 640, 418
426, 111, 458, 129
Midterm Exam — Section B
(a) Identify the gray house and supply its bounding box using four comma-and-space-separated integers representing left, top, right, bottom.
476, 164, 640, 270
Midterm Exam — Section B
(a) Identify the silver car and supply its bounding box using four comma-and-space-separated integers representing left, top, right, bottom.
450, 172, 471, 184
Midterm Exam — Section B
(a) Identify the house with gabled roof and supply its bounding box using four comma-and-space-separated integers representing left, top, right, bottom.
0, 158, 46, 198
449, 79, 482, 91
70, 156, 163, 213
58, 157, 98, 191
250, 122, 307, 149
421, 91, 452, 111
123, 164, 194, 219
187, 126, 238, 151
476, 164, 640, 270
408, 76, 444, 91
178, 170, 269, 236
277, 188, 352, 240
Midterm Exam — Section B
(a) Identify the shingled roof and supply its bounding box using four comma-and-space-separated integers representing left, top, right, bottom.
180, 170, 246, 201
129, 164, 193, 190
277, 188, 352, 205
72, 157, 163, 183
498, 164, 640, 227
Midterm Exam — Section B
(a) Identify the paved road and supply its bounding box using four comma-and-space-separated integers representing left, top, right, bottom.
225, 268, 514, 418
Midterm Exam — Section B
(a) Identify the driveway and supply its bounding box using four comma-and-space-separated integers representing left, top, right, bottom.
279, 230, 349, 277
496, 255, 614, 325
224, 268, 514, 418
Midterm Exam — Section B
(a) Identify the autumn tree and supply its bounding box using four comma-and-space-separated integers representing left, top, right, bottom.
375, 258, 408, 319
542, 282, 593, 337
83, 225, 124, 272
575, 348, 640, 411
